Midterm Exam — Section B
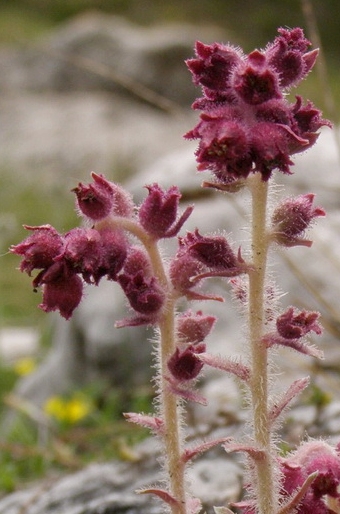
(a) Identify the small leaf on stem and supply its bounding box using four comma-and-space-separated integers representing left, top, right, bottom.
198, 352, 250, 382
136, 487, 178, 506
123, 412, 164, 434
269, 377, 310, 424
182, 437, 232, 463
277, 471, 319, 514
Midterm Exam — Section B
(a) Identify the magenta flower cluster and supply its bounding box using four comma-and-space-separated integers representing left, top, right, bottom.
237, 441, 340, 513
185, 27, 331, 184
11, 173, 234, 384
281, 441, 340, 513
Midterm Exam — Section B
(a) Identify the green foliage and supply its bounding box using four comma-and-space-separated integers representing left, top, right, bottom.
0, 6, 53, 45
0, 0, 340, 58
0, 372, 152, 493
0, 169, 77, 325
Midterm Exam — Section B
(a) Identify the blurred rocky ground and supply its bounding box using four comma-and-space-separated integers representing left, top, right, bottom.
0, 11, 223, 183
1, 11, 340, 513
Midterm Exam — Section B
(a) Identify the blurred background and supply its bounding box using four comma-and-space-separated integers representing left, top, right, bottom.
0, 0, 339, 497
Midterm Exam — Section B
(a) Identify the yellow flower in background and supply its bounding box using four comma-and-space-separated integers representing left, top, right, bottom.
13, 357, 37, 376
44, 394, 92, 424
66, 397, 92, 423
44, 396, 64, 420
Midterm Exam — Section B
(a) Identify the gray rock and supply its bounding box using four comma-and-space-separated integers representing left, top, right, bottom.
0, 437, 242, 514
0, 12, 223, 105
0, 12, 225, 179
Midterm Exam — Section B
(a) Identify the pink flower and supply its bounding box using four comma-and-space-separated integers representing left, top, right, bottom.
186, 40, 242, 97
54, 226, 129, 284
169, 252, 207, 298
280, 441, 340, 512
121, 246, 153, 277
96, 228, 128, 282
35, 261, 83, 320
10, 225, 64, 275
266, 27, 318, 88
73, 173, 115, 220
185, 112, 252, 180
181, 229, 246, 276
186, 28, 331, 183
250, 122, 303, 178
233, 50, 281, 105
291, 96, 332, 150
118, 271, 165, 317
62, 227, 102, 283
263, 307, 323, 359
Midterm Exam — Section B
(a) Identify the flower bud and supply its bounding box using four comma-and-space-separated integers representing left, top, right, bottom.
185, 229, 238, 270
121, 246, 153, 278
167, 343, 206, 381
276, 307, 322, 339
73, 173, 133, 221
138, 183, 193, 239
62, 227, 102, 282
32, 261, 83, 320
169, 253, 206, 295
176, 310, 216, 344
40, 267, 83, 320
271, 193, 325, 247
97, 228, 128, 282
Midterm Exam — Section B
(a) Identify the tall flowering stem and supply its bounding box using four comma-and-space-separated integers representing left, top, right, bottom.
158, 301, 187, 514
185, 27, 330, 513
98, 215, 188, 513
247, 174, 274, 513
143, 242, 187, 513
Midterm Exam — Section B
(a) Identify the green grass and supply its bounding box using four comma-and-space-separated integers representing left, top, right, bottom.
0, 364, 152, 494
0, 6, 53, 45
0, 168, 78, 326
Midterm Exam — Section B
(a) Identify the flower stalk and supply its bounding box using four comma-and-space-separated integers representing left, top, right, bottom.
101, 216, 189, 512
247, 174, 275, 514
159, 302, 187, 514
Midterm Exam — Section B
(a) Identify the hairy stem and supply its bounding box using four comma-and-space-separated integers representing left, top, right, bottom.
100, 216, 187, 513
247, 173, 276, 514
149, 236, 187, 513
158, 301, 187, 514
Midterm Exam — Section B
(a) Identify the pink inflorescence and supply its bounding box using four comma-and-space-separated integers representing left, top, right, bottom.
281, 441, 340, 513
234, 441, 340, 514
10, 174, 221, 334
185, 27, 331, 184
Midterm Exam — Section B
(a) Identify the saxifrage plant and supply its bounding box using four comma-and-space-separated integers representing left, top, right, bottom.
11, 27, 340, 514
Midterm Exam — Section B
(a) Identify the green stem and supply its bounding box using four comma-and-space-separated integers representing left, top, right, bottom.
247, 173, 276, 514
